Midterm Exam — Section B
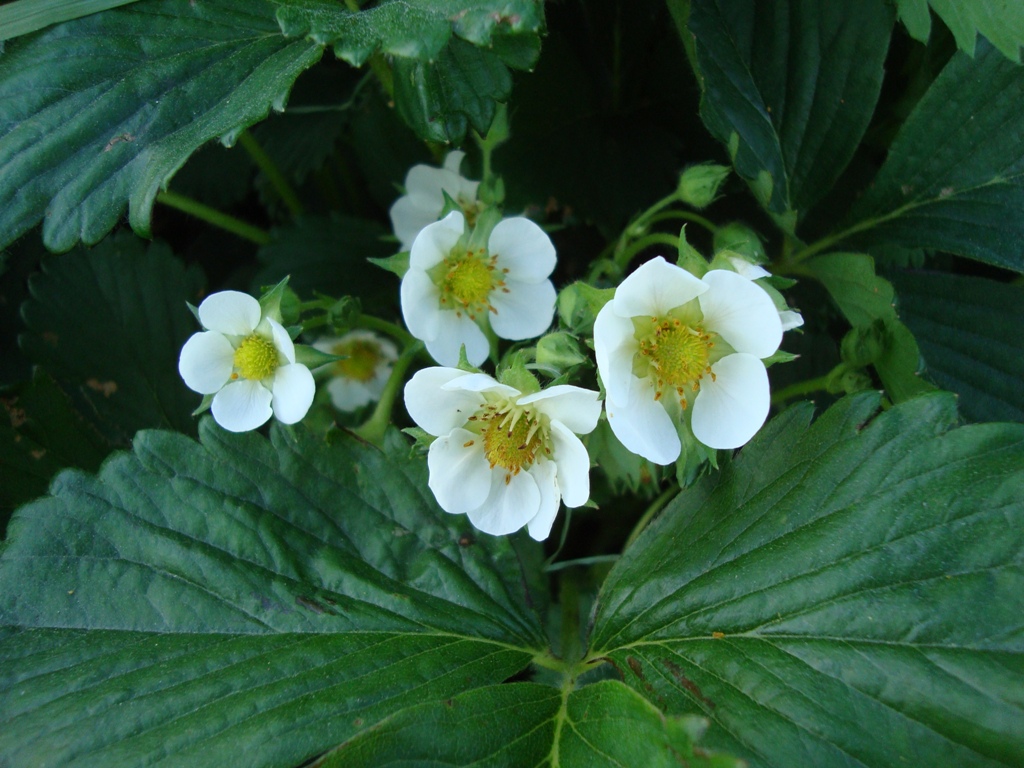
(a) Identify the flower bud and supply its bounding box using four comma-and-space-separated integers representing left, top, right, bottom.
536, 331, 588, 372
557, 282, 615, 335
713, 222, 767, 264
677, 164, 730, 209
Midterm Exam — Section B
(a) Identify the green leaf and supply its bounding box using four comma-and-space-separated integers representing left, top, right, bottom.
845, 41, 1024, 273
802, 252, 895, 327
255, 214, 396, 300
18, 233, 206, 444
688, 0, 893, 218
593, 392, 1024, 768
275, 0, 545, 67
895, 0, 1024, 62
0, 0, 323, 252
0, 0, 139, 42
0, 424, 545, 766
315, 680, 741, 767
892, 270, 1024, 422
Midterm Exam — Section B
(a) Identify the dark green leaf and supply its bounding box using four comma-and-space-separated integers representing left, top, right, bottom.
593, 392, 1024, 768
846, 41, 1024, 273
0, 0, 140, 41
689, 0, 893, 219
893, 270, 1024, 422
0, 0, 323, 253
255, 214, 396, 300
274, 0, 545, 67
19, 234, 205, 444
895, 0, 1024, 62
316, 680, 741, 768
0, 425, 545, 767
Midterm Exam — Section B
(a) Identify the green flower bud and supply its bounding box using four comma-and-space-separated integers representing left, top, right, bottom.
677, 163, 730, 209
557, 282, 615, 335
536, 331, 588, 372
713, 222, 767, 264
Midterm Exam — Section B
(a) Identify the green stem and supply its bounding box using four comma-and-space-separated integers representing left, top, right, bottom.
558, 573, 582, 665
646, 209, 719, 234
238, 130, 305, 217
156, 191, 270, 245
770, 374, 831, 406
544, 554, 620, 573
615, 232, 684, 271
359, 315, 417, 348
352, 341, 421, 445
623, 482, 678, 550
786, 206, 914, 267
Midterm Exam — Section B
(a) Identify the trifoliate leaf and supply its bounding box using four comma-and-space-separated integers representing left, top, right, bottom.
592, 392, 1024, 768
846, 40, 1024, 273
688, 0, 893, 219
0, 424, 546, 767
0, 0, 323, 253
895, 0, 1024, 62
19, 233, 205, 445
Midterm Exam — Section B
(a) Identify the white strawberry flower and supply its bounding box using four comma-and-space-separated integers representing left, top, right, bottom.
404, 367, 602, 541
400, 211, 557, 367
389, 150, 481, 252
178, 291, 315, 432
313, 330, 398, 411
594, 256, 783, 464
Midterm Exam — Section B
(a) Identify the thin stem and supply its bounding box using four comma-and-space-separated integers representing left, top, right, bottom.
558, 573, 582, 666
156, 191, 270, 245
352, 341, 421, 445
237, 130, 305, 217
544, 554, 620, 573
770, 374, 831, 406
646, 209, 719, 234
786, 206, 913, 267
615, 232, 683, 271
623, 482, 678, 551
359, 315, 417, 348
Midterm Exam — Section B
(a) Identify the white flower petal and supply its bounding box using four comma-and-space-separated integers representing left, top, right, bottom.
442, 150, 467, 174
409, 211, 465, 270
691, 353, 770, 450
605, 375, 680, 465
400, 268, 443, 342
526, 459, 560, 541
488, 217, 556, 283
211, 379, 273, 432
727, 255, 771, 280
327, 377, 375, 411
424, 311, 489, 367
489, 279, 556, 340
405, 367, 485, 435
779, 310, 804, 331
613, 256, 707, 318
467, 469, 540, 536
593, 303, 639, 406
520, 385, 602, 435
549, 421, 591, 508
270, 364, 315, 424
427, 429, 493, 515
268, 318, 295, 364
178, 331, 235, 394
698, 270, 782, 358
198, 291, 261, 336
390, 197, 441, 252
442, 372, 517, 397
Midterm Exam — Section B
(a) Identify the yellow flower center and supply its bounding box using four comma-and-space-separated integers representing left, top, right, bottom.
464, 399, 552, 484
433, 248, 506, 321
333, 338, 381, 383
233, 334, 279, 381
635, 318, 715, 407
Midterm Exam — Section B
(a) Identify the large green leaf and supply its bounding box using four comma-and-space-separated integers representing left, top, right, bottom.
895, 0, 1024, 62
0, 0, 324, 253
844, 40, 1024, 273
0, 424, 545, 767
19, 234, 205, 445
592, 392, 1024, 768
688, 0, 893, 220
892, 270, 1024, 423
315, 680, 741, 767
